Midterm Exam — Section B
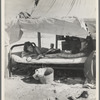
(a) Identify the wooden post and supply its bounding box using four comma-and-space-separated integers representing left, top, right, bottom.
56, 35, 58, 49
37, 32, 41, 48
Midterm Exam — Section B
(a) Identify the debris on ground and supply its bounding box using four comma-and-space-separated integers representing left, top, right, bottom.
83, 83, 96, 89
76, 91, 89, 99
68, 96, 75, 100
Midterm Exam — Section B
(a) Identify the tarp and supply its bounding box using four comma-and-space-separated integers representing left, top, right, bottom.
5, 20, 23, 44
19, 17, 89, 38
31, 0, 96, 19
5, 0, 96, 44
84, 19, 96, 39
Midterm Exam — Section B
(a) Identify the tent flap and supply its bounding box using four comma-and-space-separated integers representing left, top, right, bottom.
19, 17, 89, 38
5, 20, 23, 44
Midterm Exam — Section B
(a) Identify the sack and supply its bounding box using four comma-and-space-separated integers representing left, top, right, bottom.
84, 51, 96, 84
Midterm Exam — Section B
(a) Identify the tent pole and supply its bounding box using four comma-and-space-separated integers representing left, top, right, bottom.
56, 35, 58, 49
37, 32, 41, 48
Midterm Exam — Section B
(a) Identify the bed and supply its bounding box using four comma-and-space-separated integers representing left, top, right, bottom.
8, 43, 87, 77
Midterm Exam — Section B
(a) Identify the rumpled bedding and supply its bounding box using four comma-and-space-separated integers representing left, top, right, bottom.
11, 52, 86, 64
44, 53, 85, 58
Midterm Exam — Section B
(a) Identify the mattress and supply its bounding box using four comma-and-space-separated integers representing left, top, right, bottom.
11, 53, 87, 64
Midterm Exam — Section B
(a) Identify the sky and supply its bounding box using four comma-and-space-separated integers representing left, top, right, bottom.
5, 0, 34, 23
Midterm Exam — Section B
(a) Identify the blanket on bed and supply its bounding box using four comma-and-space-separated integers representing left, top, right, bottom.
11, 52, 87, 64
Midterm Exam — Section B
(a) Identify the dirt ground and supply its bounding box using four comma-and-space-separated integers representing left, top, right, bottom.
4, 75, 96, 100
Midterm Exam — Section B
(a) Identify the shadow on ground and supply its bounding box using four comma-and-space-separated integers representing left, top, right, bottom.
21, 77, 40, 84
12, 64, 86, 84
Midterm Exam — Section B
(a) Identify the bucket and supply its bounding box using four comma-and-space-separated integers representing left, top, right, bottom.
39, 67, 54, 84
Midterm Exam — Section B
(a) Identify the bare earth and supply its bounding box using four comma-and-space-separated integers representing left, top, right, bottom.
5, 76, 96, 100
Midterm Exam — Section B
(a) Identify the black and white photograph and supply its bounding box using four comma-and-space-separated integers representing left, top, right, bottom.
2, 0, 98, 100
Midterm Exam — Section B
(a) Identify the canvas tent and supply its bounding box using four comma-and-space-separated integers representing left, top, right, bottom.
31, 0, 96, 19
5, 0, 96, 44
